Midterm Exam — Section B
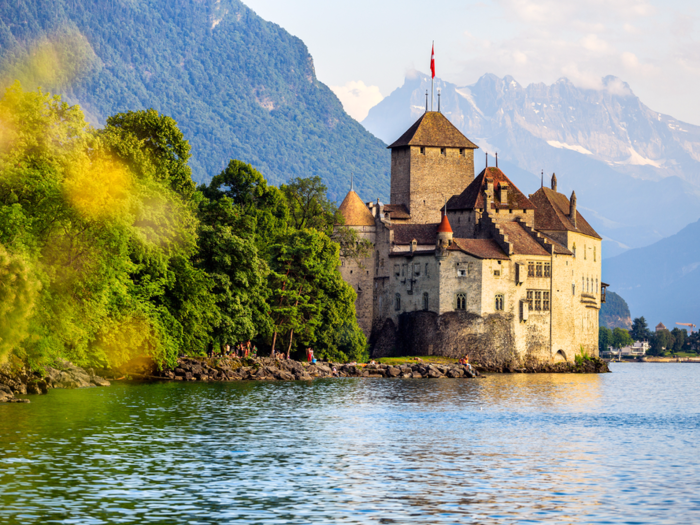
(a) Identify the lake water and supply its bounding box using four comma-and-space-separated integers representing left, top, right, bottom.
1, 363, 699, 524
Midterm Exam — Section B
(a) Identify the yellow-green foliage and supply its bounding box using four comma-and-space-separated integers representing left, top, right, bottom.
0, 245, 39, 363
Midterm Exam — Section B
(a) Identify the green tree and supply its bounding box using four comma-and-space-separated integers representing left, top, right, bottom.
599, 326, 613, 354
671, 327, 687, 353
611, 327, 633, 349
650, 329, 674, 356
630, 317, 650, 342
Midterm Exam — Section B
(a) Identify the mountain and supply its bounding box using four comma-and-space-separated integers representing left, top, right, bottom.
363, 72, 700, 257
603, 218, 700, 328
599, 292, 632, 330
0, 0, 390, 202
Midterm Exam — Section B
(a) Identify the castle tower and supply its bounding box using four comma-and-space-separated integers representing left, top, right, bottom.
387, 112, 478, 224
337, 188, 377, 339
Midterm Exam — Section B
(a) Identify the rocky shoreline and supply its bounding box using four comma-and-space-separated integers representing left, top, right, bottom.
0, 359, 111, 403
0, 355, 609, 403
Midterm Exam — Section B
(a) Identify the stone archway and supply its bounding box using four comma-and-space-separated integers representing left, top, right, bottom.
553, 350, 567, 363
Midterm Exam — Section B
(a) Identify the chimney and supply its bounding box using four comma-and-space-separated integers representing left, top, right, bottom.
498, 182, 509, 205
569, 190, 577, 228
551, 173, 557, 192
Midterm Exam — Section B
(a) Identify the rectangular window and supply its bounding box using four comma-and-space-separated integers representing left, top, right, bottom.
544, 263, 551, 277
394, 265, 400, 277
534, 291, 542, 311
460, 148, 465, 156
458, 269, 467, 277
420, 147, 425, 155
414, 263, 421, 276
543, 291, 550, 311
526, 290, 533, 310
495, 294, 504, 311
494, 269, 501, 277
528, 262, 535, 277
425, 263, 430, 277
441, 147, 446, 156
536, 262, 543, 277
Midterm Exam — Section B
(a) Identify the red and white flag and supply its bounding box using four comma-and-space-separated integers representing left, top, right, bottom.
430, 43, 435, 78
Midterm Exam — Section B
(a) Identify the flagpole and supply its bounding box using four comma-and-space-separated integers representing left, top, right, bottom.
431, 40, 434, 112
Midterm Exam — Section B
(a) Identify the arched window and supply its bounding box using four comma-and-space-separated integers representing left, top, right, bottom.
456, 293, 467, 310
395, 293, 401, 311
423, 292, 429, 311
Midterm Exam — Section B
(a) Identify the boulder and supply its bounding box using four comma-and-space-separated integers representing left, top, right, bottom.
386, 366, 401, 378
277, 370, 295, 381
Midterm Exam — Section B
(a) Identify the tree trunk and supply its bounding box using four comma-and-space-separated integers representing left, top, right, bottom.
286, 329, 294, 359
271, 331, 278, 356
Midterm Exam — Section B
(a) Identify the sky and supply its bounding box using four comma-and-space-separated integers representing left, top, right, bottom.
243, 0, 700, 123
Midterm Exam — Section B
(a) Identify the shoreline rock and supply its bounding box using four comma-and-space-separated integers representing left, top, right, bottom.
0, 359, 111, 403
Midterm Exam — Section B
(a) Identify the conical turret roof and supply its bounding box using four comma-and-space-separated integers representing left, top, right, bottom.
437, 211, 453, 233
338, 190, 375, 226
388, 111, 478, 149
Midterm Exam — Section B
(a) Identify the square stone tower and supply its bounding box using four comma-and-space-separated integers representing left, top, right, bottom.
388, 111, 478, 224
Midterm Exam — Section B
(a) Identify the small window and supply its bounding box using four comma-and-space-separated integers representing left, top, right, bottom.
422, 292, 429, 311
596, 278, 599, 294
420, 147, 425, 155
584, 244, 587, 260
536, 262, 543, 277
573, 243, 577, 258
544, 263, 551, 277
494, 269, 501, 277
543, 291, 550, 311
395, 293, 401, 311
441, 147, 446, 156
394, 265, 400, 277
456, 293, 467, 310
526, 290, 533, 310
534, 291, 542, 311
425, 263, 430, 277
414, 263, 421, 276
528, 262, 535, 277
495, 294, 504, 311
460, 148, 465, 156
572, 283, 575, 295
458, 269, 467, 277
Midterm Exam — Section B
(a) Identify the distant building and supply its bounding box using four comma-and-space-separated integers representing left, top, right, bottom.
601, 341, 649, 359
656, 323, 668, 332
338, 111, 605, 367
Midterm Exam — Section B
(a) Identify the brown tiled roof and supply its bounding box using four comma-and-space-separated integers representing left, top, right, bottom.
383, 204, 410, 219
447, 167, 536, 211
529, 187, 601, 239
538, 232, 574, 255
500, 223, 549, 256
388, 111, 479, 149
448, 238, 510, 260
392, 223, 439, 245
338, 190, 375, 226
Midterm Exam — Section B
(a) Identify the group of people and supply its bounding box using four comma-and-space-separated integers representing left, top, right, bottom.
209, 341, 258, 359
459, 355, 473, 372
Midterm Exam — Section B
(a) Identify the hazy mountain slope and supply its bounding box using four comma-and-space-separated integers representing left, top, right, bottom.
600, 292, 632, 330
603, 218, 700, 327
364, 73, 700, 256
0, 0, 389, 201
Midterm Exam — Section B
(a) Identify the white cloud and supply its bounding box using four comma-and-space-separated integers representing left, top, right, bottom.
330, 80, 384, 121
581, 34, 609, 52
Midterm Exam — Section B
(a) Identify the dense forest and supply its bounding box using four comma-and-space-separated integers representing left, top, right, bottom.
0, 84, 368, 370
0, 0, 390, 202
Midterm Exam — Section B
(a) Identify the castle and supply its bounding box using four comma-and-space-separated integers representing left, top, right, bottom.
338, 111, 606, 367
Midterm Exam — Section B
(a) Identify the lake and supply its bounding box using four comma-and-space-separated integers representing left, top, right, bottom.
1, 363, 699, 524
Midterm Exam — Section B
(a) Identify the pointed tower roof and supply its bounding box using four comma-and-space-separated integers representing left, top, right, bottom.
338, 190, 375, 227
529, 187, 601, 239
447, 167, 536, 211
388, 111, 479, 149
437, 211, 453, 233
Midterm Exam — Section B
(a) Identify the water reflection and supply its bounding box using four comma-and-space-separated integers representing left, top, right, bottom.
1, 364, 699, 523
